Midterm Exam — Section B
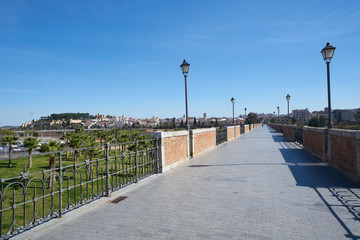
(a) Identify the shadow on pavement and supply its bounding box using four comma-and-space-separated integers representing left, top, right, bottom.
274, 129, 360, 240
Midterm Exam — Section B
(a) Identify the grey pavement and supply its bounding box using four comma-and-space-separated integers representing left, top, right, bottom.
14, 126, 360, 240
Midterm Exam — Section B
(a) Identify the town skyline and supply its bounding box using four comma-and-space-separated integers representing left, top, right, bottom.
2, 105, 355, 129
1, 1, 360, 126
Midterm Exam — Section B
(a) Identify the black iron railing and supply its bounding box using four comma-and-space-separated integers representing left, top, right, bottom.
0, 139, 159, 238
216, 129, 227, 145
294, 128, 303, 144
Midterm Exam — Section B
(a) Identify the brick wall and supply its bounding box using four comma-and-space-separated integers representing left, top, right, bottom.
283, 125, 295, 141
236, 126, 241, 136
329, 129, 360, 183
225, 126, 235, 141
153, 124, 263, 173
303, 126, 328, 161
153, 131, 189, 172
244, 125, 250, 133
191, 128, 216, 157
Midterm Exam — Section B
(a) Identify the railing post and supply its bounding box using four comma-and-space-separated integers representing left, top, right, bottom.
59, 152, 63, 217
135, 141, 138, 183
0, 178, 3, 238
105, 142, 111, 197
155, 138, 160, 173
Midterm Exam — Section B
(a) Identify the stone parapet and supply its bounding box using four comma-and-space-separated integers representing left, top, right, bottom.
153, 131, 189, 173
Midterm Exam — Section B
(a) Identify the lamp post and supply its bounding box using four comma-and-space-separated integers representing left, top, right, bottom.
277, 106, 280, 123
180, 59, 190, 131
231, 97, 236, 137
286, 94, 291, 124
321, 42, 336, 128
29, 112, 34, 137
244, 107, 247, 122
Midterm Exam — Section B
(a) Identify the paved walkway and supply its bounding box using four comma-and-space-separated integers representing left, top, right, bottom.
14, 126, 360, 240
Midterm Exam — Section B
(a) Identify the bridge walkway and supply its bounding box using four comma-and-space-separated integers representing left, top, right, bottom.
15, 126, 360, 240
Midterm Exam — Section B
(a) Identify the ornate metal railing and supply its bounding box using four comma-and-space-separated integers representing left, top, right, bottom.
0, 139, 159, 238
216, 128, 227, 145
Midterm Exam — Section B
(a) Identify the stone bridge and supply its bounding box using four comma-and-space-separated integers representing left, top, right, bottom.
13, 126, 360, 240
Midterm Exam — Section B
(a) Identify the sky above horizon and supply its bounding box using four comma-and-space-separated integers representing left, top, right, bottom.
1, 0, 360, 126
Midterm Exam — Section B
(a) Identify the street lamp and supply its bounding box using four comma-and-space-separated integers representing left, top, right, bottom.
286, 94, 291, 124
244, 107, 247, 122
231, 97, 236, 137
180, 59, 190, 131
321, 42, 336, 128
277, 106, 280, 123
29, 112, 34, 137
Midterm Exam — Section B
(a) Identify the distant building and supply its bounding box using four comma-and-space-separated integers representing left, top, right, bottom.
292, 108, 312, 123
332, 109, 356, 122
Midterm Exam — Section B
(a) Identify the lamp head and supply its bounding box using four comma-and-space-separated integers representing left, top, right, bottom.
321, 42, 336, 63
180, 59, 190, 76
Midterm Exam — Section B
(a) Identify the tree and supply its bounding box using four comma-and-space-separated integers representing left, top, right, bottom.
308, 117, 319, 127
355, 109, 360, 123
319, 116, 327, 127
68, 131, 86, 166
83, 136, 101, 180
39, 141, 63, 189
172, 117, 176, 129
270, 118, 278, 124
24, 137, 40, 168
104, 131, 115, 155
194, 117, 197, 127
1, 135, 19, 167
246, 113, 259, 124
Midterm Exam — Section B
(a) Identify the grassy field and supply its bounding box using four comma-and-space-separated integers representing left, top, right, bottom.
0, 143, 157, 237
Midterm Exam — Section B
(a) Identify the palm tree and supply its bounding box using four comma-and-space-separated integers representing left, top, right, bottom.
95, 130, 107, 146
104, 131, 115, 155
24, 137, 40, 168
39, 141, 63, 189
1, 135, 19, 167
68, 132, 85, 164
83, 136, 101, 180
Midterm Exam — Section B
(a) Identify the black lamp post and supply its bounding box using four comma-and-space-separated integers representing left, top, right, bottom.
277, 106, 280, 122
231, 97, 236, 137
286, 94, 291, 124
180, 59, 190, 131
244, 107, 247, 122
321, 42, 336, 128
30, 112, 34, 137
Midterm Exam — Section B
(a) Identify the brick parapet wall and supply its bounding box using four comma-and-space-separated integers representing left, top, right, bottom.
329, 129, 360, 183
235, 126, 241, 136
303, 126, 328, 161
225, 126, 235, 141
191, 128, 216, 157
283, 125, 295, 141
153, 131, 189, 173
244, 125, 250, 133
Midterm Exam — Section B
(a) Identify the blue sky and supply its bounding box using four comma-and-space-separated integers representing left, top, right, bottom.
1, 0, 360, 126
